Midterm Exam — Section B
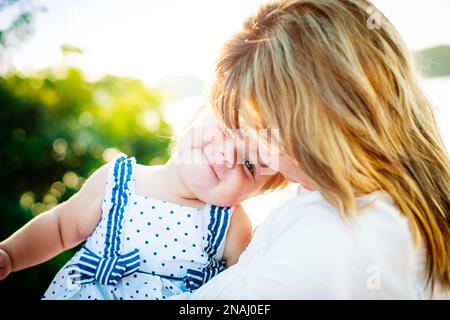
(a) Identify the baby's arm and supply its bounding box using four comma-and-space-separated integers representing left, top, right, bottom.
222, 205, 252, 267
0, 162, 111, 280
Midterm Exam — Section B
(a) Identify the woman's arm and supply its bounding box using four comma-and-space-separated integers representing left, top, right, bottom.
0, 162, 111, 280
222, 205, 252, 267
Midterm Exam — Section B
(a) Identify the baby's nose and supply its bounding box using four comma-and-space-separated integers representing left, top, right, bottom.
223, 137, 237, 169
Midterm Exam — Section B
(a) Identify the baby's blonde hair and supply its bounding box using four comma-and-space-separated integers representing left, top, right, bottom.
210, 0, 450, 293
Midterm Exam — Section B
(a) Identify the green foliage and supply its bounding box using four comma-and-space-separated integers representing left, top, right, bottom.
0, 66, 172, 298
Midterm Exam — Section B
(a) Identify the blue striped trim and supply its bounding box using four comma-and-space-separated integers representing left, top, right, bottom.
107, 158, 124, 257
111, 157, 128, 256
110, 157, 132, 256
104, 154, 126, 257
115, 159, 129, 255
205, 206, 230, 259
183, 205, 231, 290
213, 207, 230, 258
104, 155, 134, 257
204, 205, 221, 256
67, 154, 141, 286
67, 246, 140, 286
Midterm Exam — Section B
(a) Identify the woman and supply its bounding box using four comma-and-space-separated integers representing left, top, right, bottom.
173, 0, 450, 299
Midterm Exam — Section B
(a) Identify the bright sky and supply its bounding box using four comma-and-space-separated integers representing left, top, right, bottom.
2, 0, 450, 86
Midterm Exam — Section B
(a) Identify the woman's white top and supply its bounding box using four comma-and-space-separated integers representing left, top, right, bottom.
172, 187, 450, 299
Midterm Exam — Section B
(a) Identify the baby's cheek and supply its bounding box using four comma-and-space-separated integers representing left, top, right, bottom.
223, 181, 252, 205
194, 183, 238, 207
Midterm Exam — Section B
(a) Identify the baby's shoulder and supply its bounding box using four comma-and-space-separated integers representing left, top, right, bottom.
75, 161, 112, 202
221, 205, 252, 266
77, 153, 131, 204
56, 161, 112, 242
227, 205, 249, 227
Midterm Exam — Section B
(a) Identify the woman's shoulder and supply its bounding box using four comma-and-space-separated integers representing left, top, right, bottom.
264, 190, 417, 272
273, 190, 409, 236
255, 191, 420, 298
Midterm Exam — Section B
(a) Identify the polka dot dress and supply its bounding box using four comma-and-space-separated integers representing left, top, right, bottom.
42, 152, 233, 300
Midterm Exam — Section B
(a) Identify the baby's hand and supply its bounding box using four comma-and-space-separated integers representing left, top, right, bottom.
0, 248, 12, 281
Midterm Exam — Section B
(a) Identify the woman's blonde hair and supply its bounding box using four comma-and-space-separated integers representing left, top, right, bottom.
210, 0, 450, 293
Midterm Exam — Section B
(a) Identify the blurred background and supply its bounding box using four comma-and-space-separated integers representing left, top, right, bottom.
0, 0, 449, 299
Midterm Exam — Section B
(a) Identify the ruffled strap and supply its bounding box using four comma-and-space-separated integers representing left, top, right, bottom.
103, 152, 137, 214
183, 205, 233, 290
102, 152, 137, 257
68, 152, 141, 285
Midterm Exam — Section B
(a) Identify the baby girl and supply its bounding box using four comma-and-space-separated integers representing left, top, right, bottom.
0, 111, 285, 299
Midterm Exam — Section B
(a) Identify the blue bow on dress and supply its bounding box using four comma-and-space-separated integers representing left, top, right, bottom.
66, 246, 140, 286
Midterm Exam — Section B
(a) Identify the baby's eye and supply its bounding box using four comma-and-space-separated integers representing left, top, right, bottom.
244, 159, 255, 176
